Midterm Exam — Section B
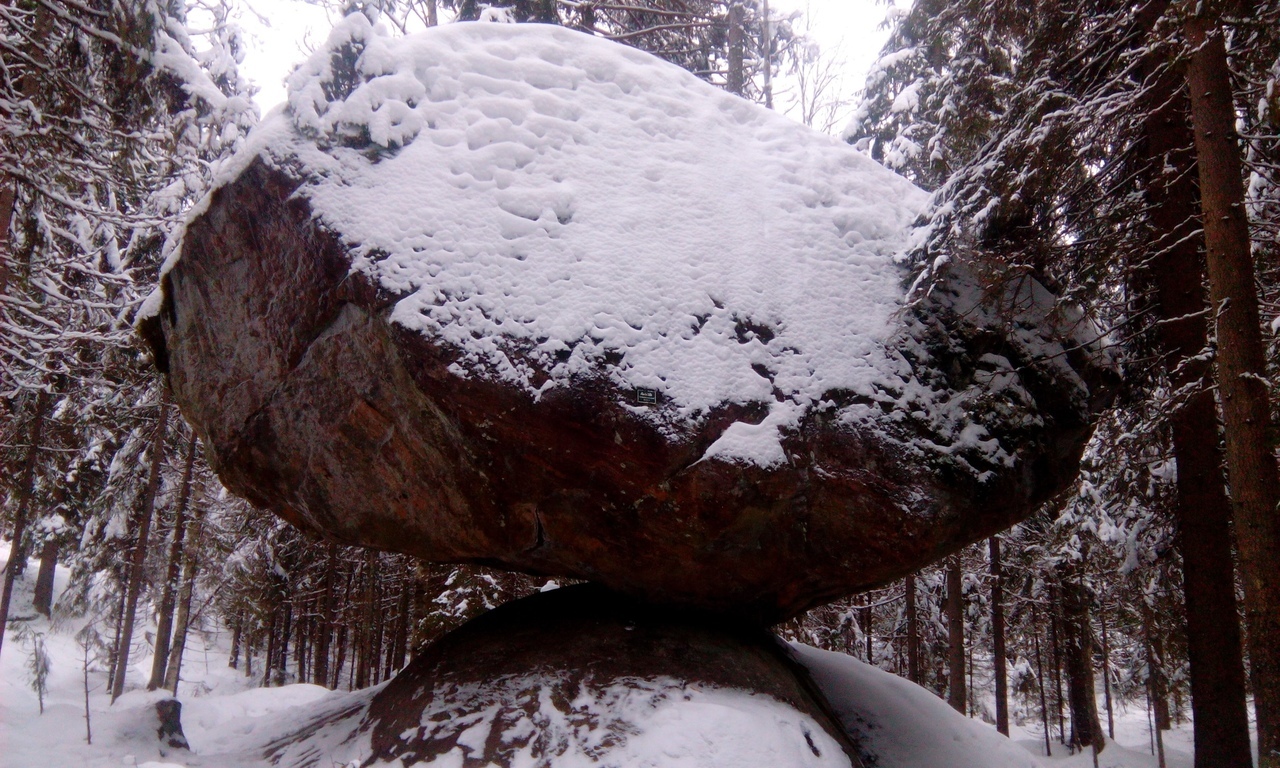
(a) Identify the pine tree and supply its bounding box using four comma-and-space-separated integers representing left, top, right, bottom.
848, 2, 1278, 762
1183, 5, 1280, 762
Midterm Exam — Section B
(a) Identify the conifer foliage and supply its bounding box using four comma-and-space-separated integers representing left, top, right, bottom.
847, 0, 1280, 764
0, 0, 254, 663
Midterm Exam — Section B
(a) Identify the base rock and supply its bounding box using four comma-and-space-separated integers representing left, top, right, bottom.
270, 584, 863, 767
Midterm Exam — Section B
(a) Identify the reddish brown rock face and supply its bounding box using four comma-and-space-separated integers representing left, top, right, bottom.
142, 159, 1108, 622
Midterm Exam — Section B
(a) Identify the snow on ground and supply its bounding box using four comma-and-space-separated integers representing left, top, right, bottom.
0, 556, 376, 767
796, 643, 1046, 768
2, 555, 1205, 768
1007, 703, 1196, 768
798, 642, 1210, 768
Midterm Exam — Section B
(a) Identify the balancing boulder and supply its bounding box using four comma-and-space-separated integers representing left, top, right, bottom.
268, 584, 863, 768
140, 19, 1111, 621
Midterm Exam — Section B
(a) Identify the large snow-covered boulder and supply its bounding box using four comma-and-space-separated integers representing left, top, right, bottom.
268, 584, 863, 767
263, 586, 1053, 768
140, 18, 1110, 620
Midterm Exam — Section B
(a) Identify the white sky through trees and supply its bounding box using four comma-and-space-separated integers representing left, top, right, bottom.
234, 0, 891, 129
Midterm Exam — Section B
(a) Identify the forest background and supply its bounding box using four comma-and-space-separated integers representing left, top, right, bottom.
1, 1, 1278, 767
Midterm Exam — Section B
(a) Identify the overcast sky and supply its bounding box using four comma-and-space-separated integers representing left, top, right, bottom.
234, 0, 894, 127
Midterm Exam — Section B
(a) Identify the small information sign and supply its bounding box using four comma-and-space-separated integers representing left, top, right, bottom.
635, 387, 658, 405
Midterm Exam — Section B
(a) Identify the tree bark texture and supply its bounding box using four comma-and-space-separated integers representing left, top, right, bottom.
1144, 597, 1169, 768
111, 393, 170, 701
297, 599, 310, 684
314, 543, 338, 686
263, 609, 277, 688
1185, 12, 1280, 766
32, 539, 57, 617
990, 537, 1009, 735
946, 557, 966, 714
163, 498, 206, 695
726, 2, 744, 95
760, 0, 772, 108
278, 601, 292, 685
333, 623, 348, 690
1051, 589, 1070, 742
149, 435, 198, 690
357, 552, 375, 689
1034, 604, 1052, 757
0, 176, 15, 295
1061, 577, 1104, 752
1141, 598, 1171, 732
905, 573, 919, 684
0, 391, 49, 659
230, 613, 242, 670
1102, 616, 1115, 740
1138, 53, 1254, 767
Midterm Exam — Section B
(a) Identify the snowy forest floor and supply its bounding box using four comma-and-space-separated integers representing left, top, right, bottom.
0, 556, 1209, 768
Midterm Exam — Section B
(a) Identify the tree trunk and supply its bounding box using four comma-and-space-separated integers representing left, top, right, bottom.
905, 573, 920, 684
0, 175, 15, 294
334, 566, 355, 689
1062, 577, 1104, 752
726, 1, 745, 96
370, 583, 384, 685
348, 626, 358, 690
1138, 52, 1255, 768
314, 544, 338, 686
861, 597, 873, 664
333, 623, 348, 690
107, 585, 127, 689
1149, 617, 1171, 731
391, 577, 410, 676
148, 435, 197, 690
111, 392, 170, 701
967, 636, 975, 718
1050, 588, 1067, 743
1186, 11, 1280, 765
163, 504, 205, 695
1034, 604, 1053, 757
278, 600, 292, 686
946, 556, 966, 714
407, 580, 421, 661
229, 613, 242, 670
1145, 599, 1169, 768
356, 551, 375, 688
0, 391, 49, 659
262, 609, 277, 688
32, 539, 58, 617
990, 537, 1009, 735
1101, 614, 1115, 740
296, 598, 309, 684
760, 0, 772, 108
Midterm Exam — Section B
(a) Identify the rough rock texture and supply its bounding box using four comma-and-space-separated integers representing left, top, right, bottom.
140, 22, 1112, 621
267, 584, 863, 767
140, 154, 1109, 621
155, 699, 190, 754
